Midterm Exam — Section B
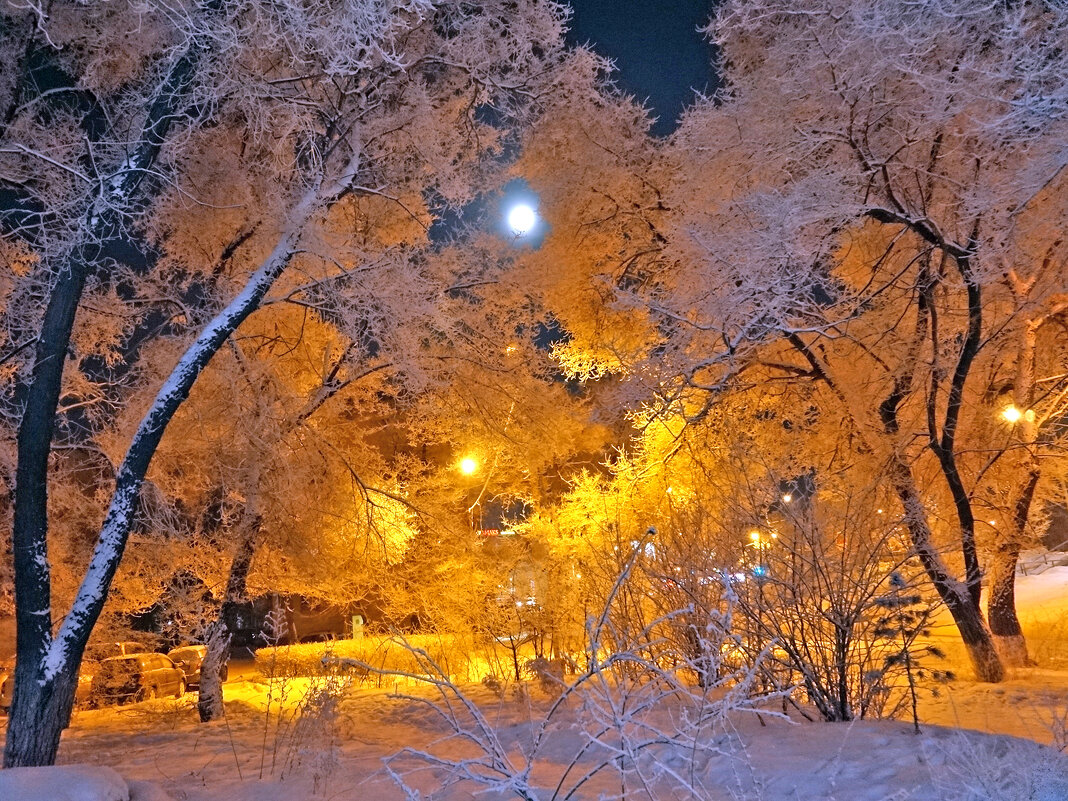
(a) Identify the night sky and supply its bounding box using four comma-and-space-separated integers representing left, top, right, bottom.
566, 0, 719, 136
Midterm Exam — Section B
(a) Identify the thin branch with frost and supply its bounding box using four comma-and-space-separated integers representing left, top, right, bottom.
346, 556, 784, 801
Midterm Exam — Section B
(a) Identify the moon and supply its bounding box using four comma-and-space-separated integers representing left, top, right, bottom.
507, 203, 537, 235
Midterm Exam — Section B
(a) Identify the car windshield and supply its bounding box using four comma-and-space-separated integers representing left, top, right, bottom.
170, 648, 200, 659
100, 656, 140, 675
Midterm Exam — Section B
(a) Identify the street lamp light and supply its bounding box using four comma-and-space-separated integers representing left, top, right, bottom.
459, 456, 478, 475
1002, 405, 1022, 424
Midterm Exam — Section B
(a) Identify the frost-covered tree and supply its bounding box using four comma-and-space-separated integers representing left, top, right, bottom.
509, 57, 667, 406
496, 0, 1068, 683
975, 240, 1068, 666
652, 0, 1068, 681
0, 0, 576, 766
128, 306, 411, 722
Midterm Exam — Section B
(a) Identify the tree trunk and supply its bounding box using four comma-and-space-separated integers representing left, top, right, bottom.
6, 254, 89, 769
197, 621, 229, 723
989, 305, 1041, 669
927, 251, 985, 612
887, 457, 1004, 682
987, 453, 1038, 670
3, 658, 82, 768
987, 544, 1031, 667
4, 170, 325, 764
3, 25, 222, 768
941, 584, 1004, 682
199, 515, 258, 722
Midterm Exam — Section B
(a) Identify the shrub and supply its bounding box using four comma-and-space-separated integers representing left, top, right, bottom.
255, 633, 482, 682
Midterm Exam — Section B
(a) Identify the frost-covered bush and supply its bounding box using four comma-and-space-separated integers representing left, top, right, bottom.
925, 732, 1068, 801
732, 488, 948, 724
274, 676, 347, 793
374, 558, 782, 801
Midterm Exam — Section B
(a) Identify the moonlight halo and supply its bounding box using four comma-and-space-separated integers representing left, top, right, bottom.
507, 203, 537, 235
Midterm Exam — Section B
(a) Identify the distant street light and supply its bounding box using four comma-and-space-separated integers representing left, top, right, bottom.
459, 456, 478, 475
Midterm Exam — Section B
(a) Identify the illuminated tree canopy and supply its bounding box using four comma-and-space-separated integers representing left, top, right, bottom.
1, 0, 1066, 770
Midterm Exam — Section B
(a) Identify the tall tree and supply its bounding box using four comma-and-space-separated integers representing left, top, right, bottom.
1, 0, 573, 766
512, 0, 1067, 682
655, 0, 1068, 680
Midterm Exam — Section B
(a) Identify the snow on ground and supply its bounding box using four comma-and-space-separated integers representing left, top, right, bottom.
1, 563, 1066, 800
1015, 561, 1068, 610
0, 765, 128, 801
917, 668, 1068, 746
1015, 562, 1068, 668
914, 562, 1068, 745
0, 677, 1055, 801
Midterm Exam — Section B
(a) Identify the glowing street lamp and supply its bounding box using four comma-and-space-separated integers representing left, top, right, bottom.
1001, 404, 1038, 426
1002, 405, 1022, 424
506, 203, 537, 236
459, 456, 478, 475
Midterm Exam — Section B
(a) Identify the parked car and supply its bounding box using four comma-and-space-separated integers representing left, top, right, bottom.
84, 640, 154, 662
106, 641, 149, 658
1, 660, 97, 713
90, 653, 186, 705
167, 645, 227, 689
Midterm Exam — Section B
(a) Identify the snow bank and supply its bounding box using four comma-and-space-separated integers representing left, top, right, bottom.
128, 779, 175, 801
1016, 563, 1068, 612
0, 765, 129, 801
49, 675, 1068, 801
0, 765, 172, 801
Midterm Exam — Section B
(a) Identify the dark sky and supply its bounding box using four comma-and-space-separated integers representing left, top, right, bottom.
566, 0, 719, 136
